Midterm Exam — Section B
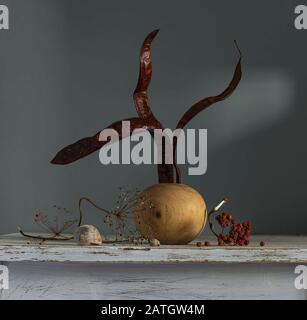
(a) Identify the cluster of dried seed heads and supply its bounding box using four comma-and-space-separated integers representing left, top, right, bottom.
78, 186, 157, 244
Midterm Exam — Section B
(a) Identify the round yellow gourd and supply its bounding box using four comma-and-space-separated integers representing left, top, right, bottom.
133, 183, 207, 245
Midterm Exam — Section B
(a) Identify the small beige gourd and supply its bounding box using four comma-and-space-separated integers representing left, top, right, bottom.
134, 183, 206, 245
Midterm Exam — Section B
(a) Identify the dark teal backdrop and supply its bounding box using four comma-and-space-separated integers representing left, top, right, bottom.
0, 0, 305, 234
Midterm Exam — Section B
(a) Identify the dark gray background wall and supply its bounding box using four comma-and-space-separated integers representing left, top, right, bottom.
0, 0, 306, 235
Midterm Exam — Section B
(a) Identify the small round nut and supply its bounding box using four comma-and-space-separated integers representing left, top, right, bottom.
74, 225, 103, 246
149, 238, 160, 247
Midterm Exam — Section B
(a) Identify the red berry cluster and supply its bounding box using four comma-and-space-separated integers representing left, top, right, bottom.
215, 212, 252, 246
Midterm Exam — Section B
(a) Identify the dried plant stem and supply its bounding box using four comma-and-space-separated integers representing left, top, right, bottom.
208, 197, 228, 237
18, 227, 74, 241
19, 187, 148, 244
78, 197, 110, 227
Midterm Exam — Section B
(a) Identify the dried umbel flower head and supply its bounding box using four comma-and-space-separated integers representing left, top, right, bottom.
78, 186, 150, 243
19, 187, 145, 244
18, 205, 79, 241
133, 193, 158, 241
104, 186, 142, 240
35, 206, 78, 235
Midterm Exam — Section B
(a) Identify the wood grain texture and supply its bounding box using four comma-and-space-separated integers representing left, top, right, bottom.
0, 262, 303, 300
0, 235, 305, 300
1, 234, 307, 264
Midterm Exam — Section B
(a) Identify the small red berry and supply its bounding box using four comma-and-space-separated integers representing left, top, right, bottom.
204, 241, 210, 246
196, 241, 202, 247
260, 241, 265, 247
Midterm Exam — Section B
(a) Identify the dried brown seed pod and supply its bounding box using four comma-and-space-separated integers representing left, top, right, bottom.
74, 225, 103, 246
51, 31, 242, 185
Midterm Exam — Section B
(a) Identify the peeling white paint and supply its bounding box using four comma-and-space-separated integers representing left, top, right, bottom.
0, 234, 306, 299
0, 234, 306, 264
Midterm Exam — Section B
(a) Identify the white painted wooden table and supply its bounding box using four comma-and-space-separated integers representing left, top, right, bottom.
0, 234, 306, 299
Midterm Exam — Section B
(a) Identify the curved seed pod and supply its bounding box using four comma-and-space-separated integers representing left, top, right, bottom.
132, 29, 177, 182
51, 32, 242, 185
173, 42, 242, 182
176, 41, 242, 130
157, 161, 174, 183
133, 29, 159, 119
51, 117, 159, 165
51, 116, 174, 183
51, 30, 176, 183
51, 136, 102, 165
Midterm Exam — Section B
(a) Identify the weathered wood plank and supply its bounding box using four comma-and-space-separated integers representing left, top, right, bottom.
0, 234, 307, 263
1, 262, 303, 300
